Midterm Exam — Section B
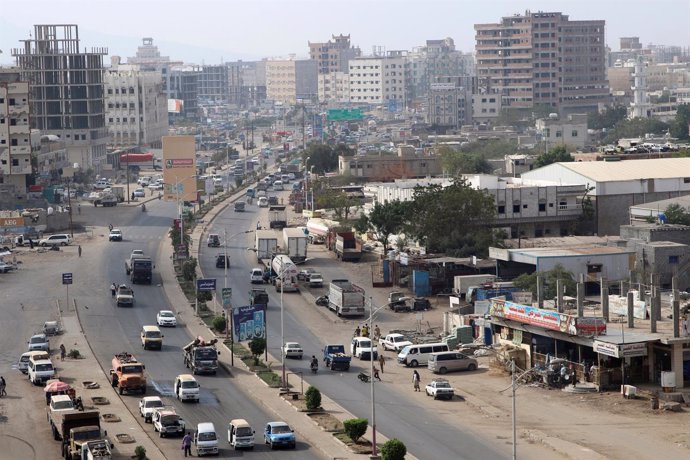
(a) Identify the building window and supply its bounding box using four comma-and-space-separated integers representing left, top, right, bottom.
572, 130, 578, 137
513, 204, 520, 213
523, 204, 528, 209
669, 255, 680, 264
539, 203, 546, 212
587, 264, 603, 273
497, 205, 505, 214
559, 200, 567, 210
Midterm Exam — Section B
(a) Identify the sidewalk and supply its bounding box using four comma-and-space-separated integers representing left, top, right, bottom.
60, 304, 165, 460
159, 184, 416, 459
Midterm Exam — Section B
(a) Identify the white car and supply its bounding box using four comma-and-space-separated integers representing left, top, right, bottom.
109, 228, 123, 241
139, 396, 164, 423
425, 379, 455, 400
133, 188, 146, 197
250, 268, 264, 284
282, 342, 303, 359
39, 234, 72, 247
148, 182, 163, 190
258, 197, 268, 208
157, 310, 177, 327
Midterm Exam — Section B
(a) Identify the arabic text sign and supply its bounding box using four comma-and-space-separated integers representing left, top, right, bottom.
196, 278, 216, 292
593, 340, 648, 358
490, 300, 576, 335
608, 295, 647, 320
232, 304, 266, 342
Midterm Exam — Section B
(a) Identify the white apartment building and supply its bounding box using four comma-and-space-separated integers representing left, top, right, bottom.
349, 52, 407, 107
104, 59, 168, 148
535, 113, 588, 150
318, 71, 350, 104
0, 69, 32, 190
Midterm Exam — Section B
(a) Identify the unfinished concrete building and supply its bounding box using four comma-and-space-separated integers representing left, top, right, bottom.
12, 24, 108, 170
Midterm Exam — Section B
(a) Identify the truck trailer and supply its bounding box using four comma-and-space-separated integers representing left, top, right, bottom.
282, 228, 308, 263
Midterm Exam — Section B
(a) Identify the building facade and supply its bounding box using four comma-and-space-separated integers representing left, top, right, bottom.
0, 69, 32, 190
318, 71, 350, 104
426, 76, 473, 130
265, 58, 317, 104
169, 66, 200, 119
308, 34, 361, 75
12, 24, 109, 170
198, 65, 229, 103
339, 145, 442, 180
475, 11, 609, 115
349, 51, 407, 107
407, 38, 475, 102
535, 113, 588, 150
104, 59, 168, 148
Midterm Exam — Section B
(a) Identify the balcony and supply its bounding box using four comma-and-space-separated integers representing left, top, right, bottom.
10, 145, 31, 155
9, 124, 30, 135
7, 104, 29, 115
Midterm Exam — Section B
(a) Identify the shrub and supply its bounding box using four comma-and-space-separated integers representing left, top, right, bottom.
182, 258, 197, 281
212, 315, 227, 333
68, 349, 81, 359
134, 445, 147, 460
343, 417, 368, 444
305, 386, 322, 411
381, 438, 407, 460
196, 290, 212, 302
249, 337, 266, 365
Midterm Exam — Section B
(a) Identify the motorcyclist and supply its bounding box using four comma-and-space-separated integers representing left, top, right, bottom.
141, 203, 146, 212
310, 355, 318, 371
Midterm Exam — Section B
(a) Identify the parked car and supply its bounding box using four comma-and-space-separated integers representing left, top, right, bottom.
133, 188, 146, 198
297, 268, 316, 281
308, 273, 323, 288
282, 342, 303, 359
250, 268, 264, 284
425, 379, 455, 400
428, 351, 478, 375
0, 261, 14, 273
28, 334, 50, 352
264, 422, 296, 449
148, 182, 164, 190
139, 396, 164, 423
156, 310, 177, 327
39, 234, 72, 247
109, 228, 123, 241
216, 254, 230, 268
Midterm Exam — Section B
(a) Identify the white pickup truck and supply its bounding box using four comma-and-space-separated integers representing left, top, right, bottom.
379, 333, 413, 352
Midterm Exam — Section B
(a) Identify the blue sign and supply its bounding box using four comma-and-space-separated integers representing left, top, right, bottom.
196, 278, 216, 292
62, 273, 73, 285
233, 304, 267, 342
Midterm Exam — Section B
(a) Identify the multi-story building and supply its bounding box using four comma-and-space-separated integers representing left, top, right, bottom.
104, 58, 168, 148
339, 145, 442, 180
349, 51, 407, 108
198, 65, 229, 103
318, 71, 350, 104
127, 37, 181, 99
169, 66, 200, 119
475, 11, 609, 115
265, 58, 317, 104
0, 69, 32, 190
12, 24, 109, 170
308, 34, 361, 75
225, 60, 266, 108
535, 113, 588, 150
426, 76, 473, 130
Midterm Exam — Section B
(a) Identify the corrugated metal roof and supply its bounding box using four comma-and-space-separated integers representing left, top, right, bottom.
511, 245, 632, 258
559, 158, 690, 182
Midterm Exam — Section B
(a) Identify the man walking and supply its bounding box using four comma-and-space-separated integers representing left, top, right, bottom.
78, 245, 82, 257
378, 354, 385, 373
412, 370, 421, 392
182, 432, 193, 457
0, 376, 6, 397
60, 344, 67, 361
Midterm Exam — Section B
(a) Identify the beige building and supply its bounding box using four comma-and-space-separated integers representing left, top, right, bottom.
318, 71, 350, 104
475, 11, 609, 115
308, 34, 361, 75
265, 58, 318, 104
339, 145, 442, 180
535, 113, 588, 150
0, 69, 32, 191
105, 59, 168, 148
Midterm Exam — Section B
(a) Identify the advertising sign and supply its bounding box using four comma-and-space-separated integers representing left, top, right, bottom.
0, 217, 25, 228
576, 317, 607, 336
196, 278, 216, 292
233, 305, 267, 342
163, 136, 197, 202
62, 273, 73, 285
221, 288, 232, 308
165, 158, 195, 169
167, 99, 184, 114
490, 299, 577, 335
593, 340, 648, 358
608, 294, 647, 320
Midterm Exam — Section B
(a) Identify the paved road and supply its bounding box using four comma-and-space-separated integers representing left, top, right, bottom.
199, 191, 508, 460
76, 199, 319, 459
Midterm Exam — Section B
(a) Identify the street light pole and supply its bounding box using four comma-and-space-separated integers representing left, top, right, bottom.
280, 264, 286, 390
369, 296, 379, 459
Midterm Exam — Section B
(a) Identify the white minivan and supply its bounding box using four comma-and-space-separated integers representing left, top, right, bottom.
228, 418, 255, 449
28, 357, 55, 385
397, 342, 449, 368
273, 180, 284, 191
174, 374, 200, 403
194, 422, 219, 456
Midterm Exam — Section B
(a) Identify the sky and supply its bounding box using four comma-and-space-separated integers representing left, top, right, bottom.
1, 0, 689, 65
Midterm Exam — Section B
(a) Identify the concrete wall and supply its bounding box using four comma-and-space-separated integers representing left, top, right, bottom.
596, 191, 690, 236
536, 253, 632, 282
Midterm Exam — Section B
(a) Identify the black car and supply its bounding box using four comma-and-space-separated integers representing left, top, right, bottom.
268, 196, 278, 206
215, 254, 230, 268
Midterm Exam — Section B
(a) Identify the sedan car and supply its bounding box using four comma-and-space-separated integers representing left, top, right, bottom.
28, 334, 50, 352
297, 268, 316, 281
147, 182, 163, 190
264, 422, 296, 449
0, 261, 14, 273
281, 342, 303, 359
156, 310, 177, 327
216, 254, 230, 268
109, 228, 123, 241
425, 379, 455, 400
139, 396, 164, 423
133, 188, 146, 198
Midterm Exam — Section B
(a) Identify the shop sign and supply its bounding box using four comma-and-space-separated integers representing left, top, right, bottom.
593, 340, 648, 358
608, 294, 647, 320
490, 299, 576, 335
0, 217, 25, 228
576, 317, 607, 336
511, 291, 533, 305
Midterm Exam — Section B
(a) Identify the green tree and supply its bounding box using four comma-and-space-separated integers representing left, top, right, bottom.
249, 337, 266, 365
663, 203, 690, 225
182, 258, 197, 281
302, 144, 339, 173
604, 117, 669, 144
343, 418, 368, 444
438, 146, 492, 175
587, 106, 628, 130
405, 178, 496, 256
381, 438, 407, 460
355, 201, 409, 253
212, 315, 227, 333
535, 145, 573, 168
512, 264, 577, 299
305, 386, 322, 411
318, 189, 356, 221
670, 104, 690, 141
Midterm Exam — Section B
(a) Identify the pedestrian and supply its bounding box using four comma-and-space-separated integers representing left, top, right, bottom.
354, 325, 361, 337
182, 431, 193, 457
110, 283, 117, 297
29, 238, 34, 249
78, 245, 82, 257
378, 354, 385, 373
362, 324, 369, 338
158, 192, 162, 200
131, 192, 135, 201
412, 370, 420, 392
60, 344, 66, 361
0, 376, 5, 397
374, 324, 381, 340
373, 366, 381, 381
77, 203, 81, 215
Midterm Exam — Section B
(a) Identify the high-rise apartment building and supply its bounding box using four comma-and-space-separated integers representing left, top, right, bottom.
318, 72, 350, 104
104, 58, 168, 148
308, 34, 361, 75
407, 38, 475, 102
348, 51, 407, 108
198, 65, 229, 103
0, 69, 32, 190
426, 76, 473, 130
475, 11, 609, 115
127, 37, 182, 99
226, 60, 266, 108
12, 24, 109, 169
265, 58, 317, 104
169, 66, 200, 119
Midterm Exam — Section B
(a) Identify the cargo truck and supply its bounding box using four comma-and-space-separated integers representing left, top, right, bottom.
335, 232, 362, 262
453, 274, 497, 298
48, 409, 107, 459
183, 336, 220, 375
268, 205, 287, 229
328, 279, 365, 317
255, 230, 278, 262
271, 255, 299, 292
282, 228, 308, 263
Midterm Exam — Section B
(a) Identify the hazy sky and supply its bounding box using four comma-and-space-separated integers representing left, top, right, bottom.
1, 0, 688, 65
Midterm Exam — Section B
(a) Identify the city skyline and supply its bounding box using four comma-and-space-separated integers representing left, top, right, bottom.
1, 0, 689, 65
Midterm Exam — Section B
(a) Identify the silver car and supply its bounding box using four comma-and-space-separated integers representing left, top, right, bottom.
427, 351, 478, 375
28, 334, 50, 352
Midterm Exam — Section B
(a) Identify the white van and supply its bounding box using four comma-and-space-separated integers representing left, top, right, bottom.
280, 174, 290, 184
194, 422, 219, 456
228, 418, 255, 449
397, 342, 449, 368
28, 357, 55, 385
273, 180, 284, 191
18, 350, 49, 373
174, 374, 200, 403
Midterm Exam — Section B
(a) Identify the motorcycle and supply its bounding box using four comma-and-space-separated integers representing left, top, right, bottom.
357, 372, 370, 383
315, 295, 329, 307
310, 363, 318, 374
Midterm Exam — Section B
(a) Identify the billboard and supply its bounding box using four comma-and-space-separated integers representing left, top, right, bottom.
162, 136, 197, 202
233, 304, 267, 342
167, 99, 184, 114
